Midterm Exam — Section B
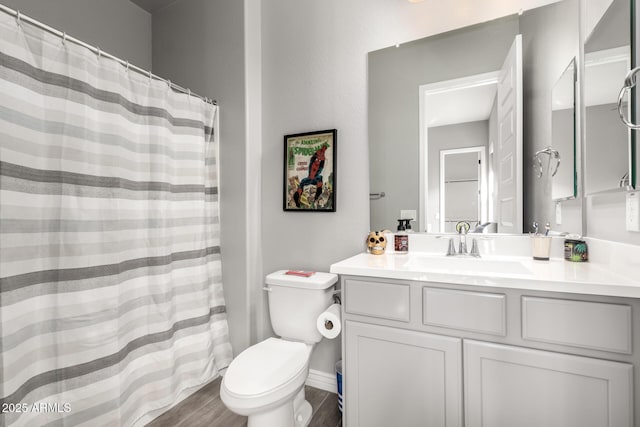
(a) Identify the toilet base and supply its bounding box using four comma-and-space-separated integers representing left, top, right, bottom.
293, 384, 312, 427
245, 388, 312, 427
295, 400, 312, 427
247, 399, 293, 427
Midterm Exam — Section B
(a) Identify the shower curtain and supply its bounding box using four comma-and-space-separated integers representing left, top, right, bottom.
0, 11, 232, 427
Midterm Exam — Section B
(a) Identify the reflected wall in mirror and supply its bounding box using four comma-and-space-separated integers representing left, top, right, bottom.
551, 58, 577, 200
584, 0, 634, 194
369, 0, 579, 234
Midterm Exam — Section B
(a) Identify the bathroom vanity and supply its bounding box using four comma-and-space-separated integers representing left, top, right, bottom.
331, 236, 640, 427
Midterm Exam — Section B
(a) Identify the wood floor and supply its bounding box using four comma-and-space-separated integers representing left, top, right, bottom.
147, 376, 342, 427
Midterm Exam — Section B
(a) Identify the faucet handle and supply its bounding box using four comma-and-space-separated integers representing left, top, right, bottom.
456, 221, 470, 234
470, 238, 480, 257
446, 238, 456, 256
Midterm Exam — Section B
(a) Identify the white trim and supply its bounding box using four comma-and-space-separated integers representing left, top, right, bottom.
419, 71, 500, 96
306, 369, 337, 394
244, 0, 264, 344
419, 87, 427, 232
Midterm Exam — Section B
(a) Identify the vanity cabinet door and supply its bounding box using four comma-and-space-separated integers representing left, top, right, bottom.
464, 340, 633, 427
345, 320, 462, 427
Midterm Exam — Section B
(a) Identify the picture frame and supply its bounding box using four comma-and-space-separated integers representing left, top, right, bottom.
284, 129, 337, 212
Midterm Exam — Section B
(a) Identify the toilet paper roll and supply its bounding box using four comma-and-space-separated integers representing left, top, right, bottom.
316, 303, 342, 339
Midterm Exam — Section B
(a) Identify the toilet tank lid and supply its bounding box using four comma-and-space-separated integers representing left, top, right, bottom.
266, 270, 338, 289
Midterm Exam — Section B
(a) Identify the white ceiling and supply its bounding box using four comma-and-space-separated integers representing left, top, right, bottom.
426, 83, 497, 128
129, 0, 177, 13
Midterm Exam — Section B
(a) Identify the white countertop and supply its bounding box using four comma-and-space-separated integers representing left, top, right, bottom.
330, 251, 640, 298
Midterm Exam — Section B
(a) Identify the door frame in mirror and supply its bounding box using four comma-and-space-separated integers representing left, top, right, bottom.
419, 71, 499, 233
439, 146, 487, 232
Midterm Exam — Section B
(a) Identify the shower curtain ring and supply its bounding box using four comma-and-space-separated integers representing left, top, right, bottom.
62, 32, 67, 46
16, 10, 21, 27
167, 79, 172, 89
96, 47, 101, 60
149, 70, 153, 82
125, 61, 129, 72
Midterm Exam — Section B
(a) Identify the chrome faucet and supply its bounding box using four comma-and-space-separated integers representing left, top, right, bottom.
471, 222, 496, 233
446, 221, 480, 257
458, 222, 468, 254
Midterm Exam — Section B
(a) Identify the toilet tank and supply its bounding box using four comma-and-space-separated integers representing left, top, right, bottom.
265, 271, 338, 343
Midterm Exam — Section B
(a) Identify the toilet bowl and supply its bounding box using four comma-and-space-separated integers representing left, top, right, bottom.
220, 338, 313, 426
220, 270, 338, 427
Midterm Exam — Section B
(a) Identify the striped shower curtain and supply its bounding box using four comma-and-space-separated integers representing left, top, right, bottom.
0, 11, 232, 427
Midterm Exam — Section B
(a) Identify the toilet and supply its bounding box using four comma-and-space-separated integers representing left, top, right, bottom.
220, 270, 338, 427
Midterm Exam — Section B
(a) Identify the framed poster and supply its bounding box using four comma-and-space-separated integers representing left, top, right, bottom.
284, 129, 337, 212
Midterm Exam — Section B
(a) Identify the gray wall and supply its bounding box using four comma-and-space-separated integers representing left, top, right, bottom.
427, 121, 489, 232
261, 0, 558, 375
584, 103, 629, 194
369, 16, 519, 232
152, 0, 252, 356
0, 0, 152, 70
520, 0, 581, 233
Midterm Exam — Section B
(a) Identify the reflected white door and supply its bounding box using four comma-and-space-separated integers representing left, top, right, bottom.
496, 35, 523, 233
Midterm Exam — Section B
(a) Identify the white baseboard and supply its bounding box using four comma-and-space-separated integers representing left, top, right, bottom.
306, 369, 337, 394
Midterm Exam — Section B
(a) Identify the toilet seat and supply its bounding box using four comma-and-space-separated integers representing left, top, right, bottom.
221, 338, 312, 414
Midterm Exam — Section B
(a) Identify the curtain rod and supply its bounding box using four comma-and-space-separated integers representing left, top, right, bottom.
0, 3, 217, 106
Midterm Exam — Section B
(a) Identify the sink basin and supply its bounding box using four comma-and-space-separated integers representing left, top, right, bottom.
405, 255, 532, 276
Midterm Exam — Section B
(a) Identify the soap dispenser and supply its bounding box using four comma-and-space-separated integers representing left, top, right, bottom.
404, 219, 414, 233
395, 219, 409, 253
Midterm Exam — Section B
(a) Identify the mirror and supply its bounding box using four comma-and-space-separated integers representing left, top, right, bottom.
369, 0, 579, 234
551, 58, 577, 201
368, 14, 521, 233
584, 0, 634, 194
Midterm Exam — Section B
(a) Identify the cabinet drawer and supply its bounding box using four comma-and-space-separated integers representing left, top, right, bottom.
423, 287, 506, 336
522, 297, 632, 354
344, 279, 410, 322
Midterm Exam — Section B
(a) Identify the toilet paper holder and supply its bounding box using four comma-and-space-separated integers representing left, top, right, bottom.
324, 292, 341, 330
333, 290, 341, 305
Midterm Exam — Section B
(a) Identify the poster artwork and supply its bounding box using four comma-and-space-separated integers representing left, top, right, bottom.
284, 129, 336, 212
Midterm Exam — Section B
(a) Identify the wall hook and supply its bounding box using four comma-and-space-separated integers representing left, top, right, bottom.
618, 66, 640, 129
533, 147, 560, 178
